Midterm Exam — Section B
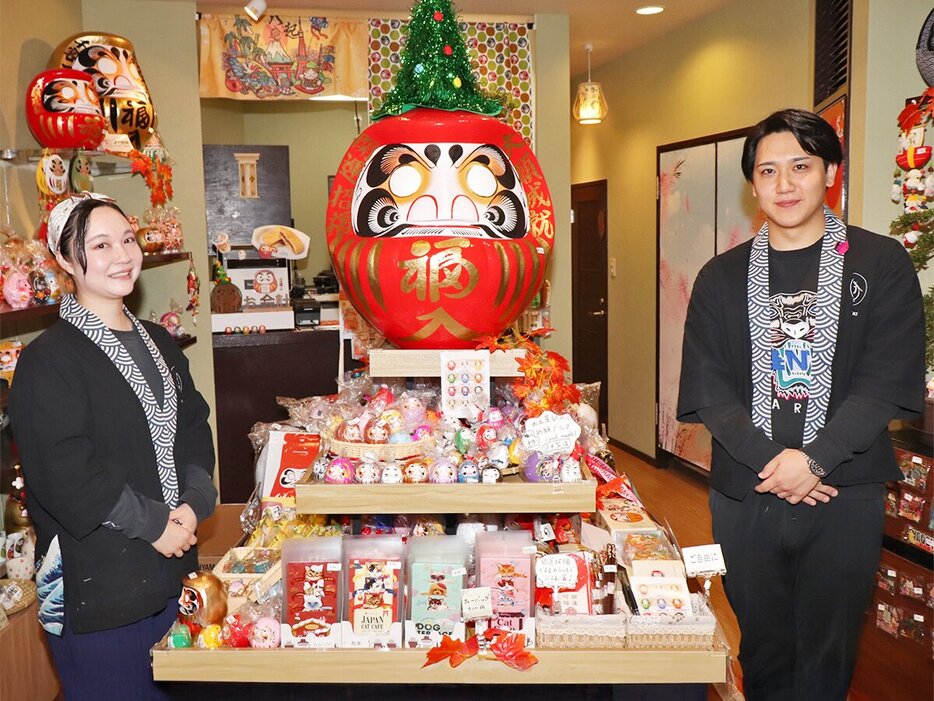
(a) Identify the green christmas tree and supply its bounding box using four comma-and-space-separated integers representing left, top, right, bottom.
372, 0, 504, 119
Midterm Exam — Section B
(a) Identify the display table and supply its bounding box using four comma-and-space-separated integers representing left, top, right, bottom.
151, 638, 729, 684
0, 600, 59, 701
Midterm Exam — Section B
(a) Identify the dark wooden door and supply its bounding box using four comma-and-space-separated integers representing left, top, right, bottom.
571, 180, 609, 427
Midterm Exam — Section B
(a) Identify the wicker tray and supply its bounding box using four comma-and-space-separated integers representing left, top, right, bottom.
535, 611, 628, 649
327, 436, 433, 460
625, 594, 717, 650
213, 547, 280, 584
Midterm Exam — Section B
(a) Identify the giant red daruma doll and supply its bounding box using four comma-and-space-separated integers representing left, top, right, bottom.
326, 109, 554, 349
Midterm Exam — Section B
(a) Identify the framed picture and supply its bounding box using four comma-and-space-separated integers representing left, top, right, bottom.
656, 128, 757, 473
817, 93, 848, 220
202, 144, 292, 254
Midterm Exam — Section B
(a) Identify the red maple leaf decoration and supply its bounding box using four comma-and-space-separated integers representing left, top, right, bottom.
482, 627, 539, 671
422, 634, 479, 668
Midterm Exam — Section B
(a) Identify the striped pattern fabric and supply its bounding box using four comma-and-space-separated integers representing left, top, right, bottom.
747, 207, 846, 443
59, 295, 179, 506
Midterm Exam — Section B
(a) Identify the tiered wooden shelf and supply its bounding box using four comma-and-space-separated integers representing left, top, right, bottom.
151, 642, 729, 684
152, 348, 729, 686
295, 464, 597, 515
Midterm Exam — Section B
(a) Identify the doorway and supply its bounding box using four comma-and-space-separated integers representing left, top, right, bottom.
571, 180, 609, 427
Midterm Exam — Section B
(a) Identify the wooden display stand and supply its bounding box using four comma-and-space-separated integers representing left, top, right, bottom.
0, 600, 59, 701
152, 349, 730, 686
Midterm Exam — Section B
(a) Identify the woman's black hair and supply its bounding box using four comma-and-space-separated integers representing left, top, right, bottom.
741, 108, 843, 182
57, 198, 130, 273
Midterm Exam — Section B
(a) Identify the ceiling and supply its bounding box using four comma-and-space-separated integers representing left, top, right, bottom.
195, 0, 737, 77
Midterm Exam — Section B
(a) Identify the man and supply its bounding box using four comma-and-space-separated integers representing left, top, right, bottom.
678, 109, 924, 701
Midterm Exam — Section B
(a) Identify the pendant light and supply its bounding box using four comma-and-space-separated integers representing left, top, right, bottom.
572, 43, 608, 125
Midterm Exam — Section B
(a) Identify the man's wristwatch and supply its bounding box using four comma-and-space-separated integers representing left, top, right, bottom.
802, 452, 827, 478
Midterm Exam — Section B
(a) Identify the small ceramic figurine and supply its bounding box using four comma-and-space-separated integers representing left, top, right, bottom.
324, 457, 355, 484
480, 465, 502, 484
475, 424, 499, 451
428, 458, 458, 484
402, 458, 429, 484
381, 461, 404, 484
249, 616, 281, 648
364, 420, 390, 444
559, 456, 583, 482
311, 455, 330, 482
380, 409, 405, 434
458, 460, 480, 483
355, 456, 382, 484
336, 418, 365, 443
454, 427, 476, 455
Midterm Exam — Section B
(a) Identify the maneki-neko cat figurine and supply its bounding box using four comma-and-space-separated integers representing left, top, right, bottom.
325, 0, 553, 349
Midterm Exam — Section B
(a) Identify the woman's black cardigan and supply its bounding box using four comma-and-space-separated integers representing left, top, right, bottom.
9, 319, 216, 633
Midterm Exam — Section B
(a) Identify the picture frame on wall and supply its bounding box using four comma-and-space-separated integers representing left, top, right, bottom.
656, 128, 757, 473
816, 92, 848, 220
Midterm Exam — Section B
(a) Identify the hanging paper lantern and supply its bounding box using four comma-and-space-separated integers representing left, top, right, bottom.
326, 108, 554, 349
25, 69, 106, 150
48, 33, 157, 148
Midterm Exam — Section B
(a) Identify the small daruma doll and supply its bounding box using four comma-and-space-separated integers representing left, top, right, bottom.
178, 571, 227, 628
25, 69, 106, 150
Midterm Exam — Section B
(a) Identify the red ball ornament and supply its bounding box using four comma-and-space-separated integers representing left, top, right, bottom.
25, 69, 106, 150
326, 108, 555, 349
443, 45, 453, 56
434, 11, 444, 21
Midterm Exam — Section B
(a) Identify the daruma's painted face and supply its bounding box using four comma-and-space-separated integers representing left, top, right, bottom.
327, 108, 554, 349
351, 142, 529, 240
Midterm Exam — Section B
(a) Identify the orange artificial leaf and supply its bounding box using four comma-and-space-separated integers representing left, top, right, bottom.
422, 634, 479, 669
487, 629, 539, 671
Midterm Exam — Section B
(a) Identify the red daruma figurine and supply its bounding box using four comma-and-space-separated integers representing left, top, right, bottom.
325, 0, 554, 349
25, 69, 106, 150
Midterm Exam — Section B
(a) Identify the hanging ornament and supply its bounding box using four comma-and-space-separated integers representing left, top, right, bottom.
186, 253, 201, 326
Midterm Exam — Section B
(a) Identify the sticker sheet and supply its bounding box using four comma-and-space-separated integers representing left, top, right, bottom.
439, 350, 490, 419
477, 557, 531, 617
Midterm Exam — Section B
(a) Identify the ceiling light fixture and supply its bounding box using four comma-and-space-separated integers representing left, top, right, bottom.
572, 43, 608, 126
635, 5, 665, 15
244, 0, 267, 22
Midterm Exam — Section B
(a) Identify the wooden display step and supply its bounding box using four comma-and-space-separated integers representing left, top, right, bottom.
369, 348, 525, 377
295, 464, 597, 515
151, 642, 728, 685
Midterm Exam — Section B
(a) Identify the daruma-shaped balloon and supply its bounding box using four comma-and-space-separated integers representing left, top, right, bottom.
26, 69, 106, 150
326, 108, 554, 349
49, 33, 157, 148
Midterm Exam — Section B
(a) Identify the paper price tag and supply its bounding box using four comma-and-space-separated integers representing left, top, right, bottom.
887, 569, 896, 577
681, 544, 726, 577
914, 614, 925, 622
451, 567, 467, 577
523, 411, 582, 456
912, 456, 923, 464
462, 587, 493, 620
522, 545, 538, 555
603, 564, 617, 573
326, 562, 342, 571
536, 554, 579, 589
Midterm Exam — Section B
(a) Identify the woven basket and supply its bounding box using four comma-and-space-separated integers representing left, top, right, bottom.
327, 436, 433, 460
535, 611, 628, 649
625, 594, 717, 649
0, 578, 37, 615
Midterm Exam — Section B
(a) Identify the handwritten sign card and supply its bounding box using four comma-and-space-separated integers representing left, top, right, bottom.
523, 411, 581, 456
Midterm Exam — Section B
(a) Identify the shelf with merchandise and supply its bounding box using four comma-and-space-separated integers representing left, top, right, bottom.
0, 251, 190, 323
0, 147, 133, 177
151, 637, 729, 684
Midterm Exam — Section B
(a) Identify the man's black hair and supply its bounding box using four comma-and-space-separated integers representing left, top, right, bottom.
741, 108, 843, 182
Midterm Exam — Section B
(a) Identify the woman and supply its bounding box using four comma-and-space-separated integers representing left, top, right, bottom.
9, 193, 217, 700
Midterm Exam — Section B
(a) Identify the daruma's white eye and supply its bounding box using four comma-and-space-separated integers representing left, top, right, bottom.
466, 164, 496, 197
60, 86, 76, 100
388, 165, 421, 197
97, 57, 118, 75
